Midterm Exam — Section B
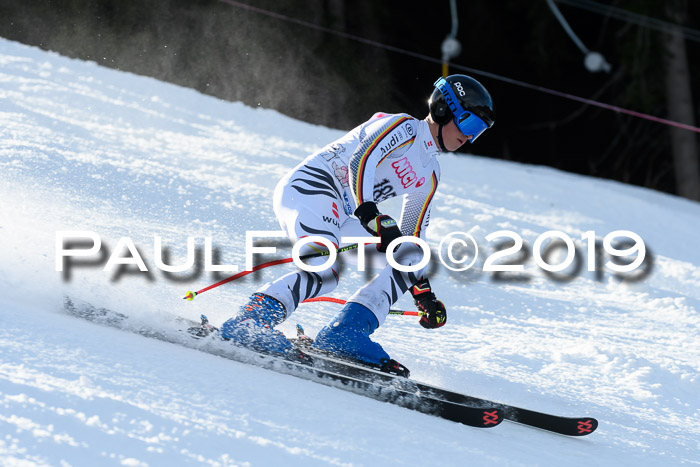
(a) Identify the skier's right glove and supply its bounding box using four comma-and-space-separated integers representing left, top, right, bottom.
354, 201, 402, 253
410, 278, 447, 329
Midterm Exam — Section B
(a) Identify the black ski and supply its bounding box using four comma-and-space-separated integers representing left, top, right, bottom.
308, 351, 598, 436
290, 328, 598, 437
62, 298, 502, 430
299, 349, 598, 436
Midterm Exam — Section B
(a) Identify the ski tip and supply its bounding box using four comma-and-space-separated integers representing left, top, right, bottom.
573, 417, 598, 436
480, 408, 504, 428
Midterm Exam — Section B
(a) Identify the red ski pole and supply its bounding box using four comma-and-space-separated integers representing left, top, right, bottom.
183, 243, 359, 301
301, 296, 421, 317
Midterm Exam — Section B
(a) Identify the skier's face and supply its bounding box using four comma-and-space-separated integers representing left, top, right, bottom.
443, 119, 471, 151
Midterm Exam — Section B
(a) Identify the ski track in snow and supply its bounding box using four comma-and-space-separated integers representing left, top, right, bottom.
1, 39, 699, 466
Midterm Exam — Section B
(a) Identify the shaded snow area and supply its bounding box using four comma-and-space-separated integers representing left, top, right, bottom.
1, 38, 699, 466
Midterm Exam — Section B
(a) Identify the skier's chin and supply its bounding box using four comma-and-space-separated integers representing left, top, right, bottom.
445, 140, 465, 152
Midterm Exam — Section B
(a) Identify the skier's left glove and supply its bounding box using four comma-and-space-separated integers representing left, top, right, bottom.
354, 201, 402, 253
410, 278, 447, 329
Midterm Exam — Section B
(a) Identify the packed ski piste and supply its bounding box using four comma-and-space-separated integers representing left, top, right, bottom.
2, 39, 699, 465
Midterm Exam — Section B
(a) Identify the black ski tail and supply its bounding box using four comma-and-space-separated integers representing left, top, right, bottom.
293, 324, 410, 378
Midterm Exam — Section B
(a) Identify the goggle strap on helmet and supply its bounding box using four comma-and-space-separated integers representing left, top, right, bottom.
434, 77, 465, 116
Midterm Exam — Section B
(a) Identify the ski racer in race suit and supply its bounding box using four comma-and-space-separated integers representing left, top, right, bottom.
221, 75, 495, 372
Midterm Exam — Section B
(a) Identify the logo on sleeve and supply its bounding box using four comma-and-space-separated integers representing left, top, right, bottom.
323, 202, 341, 227
331, 202, 339, 219
320, 143, 346, 161
380, 131, 406, 156
332, 161, 349, 187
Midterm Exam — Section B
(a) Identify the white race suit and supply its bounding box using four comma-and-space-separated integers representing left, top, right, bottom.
258, 112, 442, 325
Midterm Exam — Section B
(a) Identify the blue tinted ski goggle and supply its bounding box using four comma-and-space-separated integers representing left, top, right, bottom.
434, 77, 489, 143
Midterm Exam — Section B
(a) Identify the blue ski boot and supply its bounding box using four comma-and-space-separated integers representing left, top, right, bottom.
313, 302, 410, 377
220, 293, 292, 356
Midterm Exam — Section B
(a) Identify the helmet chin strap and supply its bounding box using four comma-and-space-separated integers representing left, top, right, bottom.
436, 123, 449, 152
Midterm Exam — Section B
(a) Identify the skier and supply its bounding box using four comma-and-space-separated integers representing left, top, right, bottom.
221, 74, 495, 372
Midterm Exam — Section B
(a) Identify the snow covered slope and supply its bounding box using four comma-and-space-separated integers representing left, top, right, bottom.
1, 38, 699, 466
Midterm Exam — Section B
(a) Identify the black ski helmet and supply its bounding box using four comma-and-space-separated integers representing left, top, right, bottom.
429, 74, 495, 145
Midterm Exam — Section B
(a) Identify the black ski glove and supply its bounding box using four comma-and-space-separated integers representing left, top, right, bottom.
354, 201, 402, 253
410, 278, 447, 329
